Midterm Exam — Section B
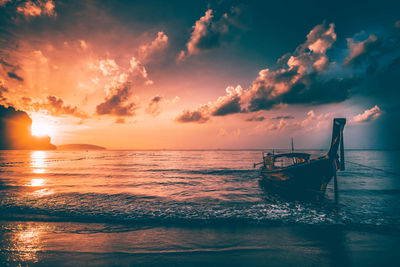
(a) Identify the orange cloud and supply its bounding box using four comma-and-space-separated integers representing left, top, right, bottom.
137, 32, 168, 63
99, 59, 119, 76
175, 104, 210, 123
32, 95, 88, 118
177, 22, 343, 120
96, 82, 136, 117
146, 95, 163, 117
129, 56, 153, 85
352, 105, 382, 123
16, 0, 56, 18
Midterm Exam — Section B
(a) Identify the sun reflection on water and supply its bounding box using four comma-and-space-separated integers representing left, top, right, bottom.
4, 224, 45, 263
28, 178, 45, 187
30, 151, 47, 170
28, 151, 54, 196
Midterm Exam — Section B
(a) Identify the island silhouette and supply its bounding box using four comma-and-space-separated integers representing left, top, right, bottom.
57, 144, 106, 150
0, 105, 56, 150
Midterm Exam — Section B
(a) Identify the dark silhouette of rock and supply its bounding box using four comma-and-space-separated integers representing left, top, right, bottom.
57, 144, 106, 150
0, 105, 56, 150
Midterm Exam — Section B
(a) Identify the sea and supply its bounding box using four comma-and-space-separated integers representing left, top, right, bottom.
0, 150, 399, 266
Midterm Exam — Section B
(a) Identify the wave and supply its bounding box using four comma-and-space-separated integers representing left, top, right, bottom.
146, 168, 258, 176
1, 192, 398, 233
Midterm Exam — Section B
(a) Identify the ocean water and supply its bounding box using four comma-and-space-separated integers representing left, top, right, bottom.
0, 150, 399, 266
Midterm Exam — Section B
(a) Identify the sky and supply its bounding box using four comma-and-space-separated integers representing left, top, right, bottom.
0, 0, 399, 149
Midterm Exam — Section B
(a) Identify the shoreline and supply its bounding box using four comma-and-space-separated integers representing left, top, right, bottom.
1, 220, 399, 266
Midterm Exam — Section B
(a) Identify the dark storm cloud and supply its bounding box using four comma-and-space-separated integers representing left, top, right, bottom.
96, 82, 136, 117
7, 71, 23, 81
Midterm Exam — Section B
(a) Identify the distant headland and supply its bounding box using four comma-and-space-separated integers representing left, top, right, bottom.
0, 105, 56, 150
57, 144, 106, 150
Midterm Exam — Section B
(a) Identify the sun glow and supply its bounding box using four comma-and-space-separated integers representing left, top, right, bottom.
31, 116, 55, 137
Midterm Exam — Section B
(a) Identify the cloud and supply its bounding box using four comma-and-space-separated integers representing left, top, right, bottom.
95, 55, 154, 118
175, 85, 244, 122
129, 56, 153, 85
79, 40, 88, 49
246, 23, 340, 111
272, 115, 295, 120
115, 118, 125, 124
99, 59, 119, 76
97, 56, 153, 87
31, 95, 88, 118
16, 0, 56, 18
33, 50, 48, 63
146, 95, 179, 117
96, 82, 136, 117
0, 80, 8, 102
146, 95, 164, 117
177, 22, 348, 121
211, 85, 244, 116
1, 59, 24, 82
244, 114, 265, 122
7, 72, 23, 81
137, 32, 168, 63
177, 20, 400, 123
0, 0, 12, 7
217, 128, 227, 136
266, 110, 332, 132
352, 105, 382, 123
178, 8, 234, 61
175, 105, 210, 123
344, 34, 379, 66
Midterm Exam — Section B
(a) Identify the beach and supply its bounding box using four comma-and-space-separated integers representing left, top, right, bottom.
1, 150, 399, 266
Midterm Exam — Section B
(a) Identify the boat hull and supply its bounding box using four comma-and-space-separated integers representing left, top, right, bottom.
260, 157, 336, 200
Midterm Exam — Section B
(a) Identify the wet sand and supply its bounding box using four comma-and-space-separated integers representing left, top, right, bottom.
1, 220, 399, 266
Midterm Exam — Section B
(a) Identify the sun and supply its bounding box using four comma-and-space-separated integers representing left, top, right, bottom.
31, 117, 55, 137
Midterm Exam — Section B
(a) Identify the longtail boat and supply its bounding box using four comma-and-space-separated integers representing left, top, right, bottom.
255, 118, 346, 200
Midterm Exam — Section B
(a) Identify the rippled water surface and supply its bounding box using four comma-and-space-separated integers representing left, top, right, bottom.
0, 150, 399, 266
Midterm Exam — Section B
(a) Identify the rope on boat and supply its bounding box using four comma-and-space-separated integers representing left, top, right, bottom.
346, 160, 400, 177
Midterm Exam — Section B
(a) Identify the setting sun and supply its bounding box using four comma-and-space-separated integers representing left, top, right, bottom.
31, 119, 54, 137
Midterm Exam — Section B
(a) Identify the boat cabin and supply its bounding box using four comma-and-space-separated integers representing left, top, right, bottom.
263, 152, 310, 170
